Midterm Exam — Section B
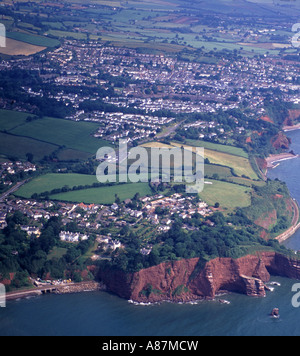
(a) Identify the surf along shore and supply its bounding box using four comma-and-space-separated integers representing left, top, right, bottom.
264, 152, 300, 243
283, 123, 300, 132
265, 152, 299, 169
265, 125, 300, 242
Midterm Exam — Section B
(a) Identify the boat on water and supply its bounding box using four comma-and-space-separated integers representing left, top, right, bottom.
269, 281, 281, 286
219, 299, 230, 305
270, 308, 280, 319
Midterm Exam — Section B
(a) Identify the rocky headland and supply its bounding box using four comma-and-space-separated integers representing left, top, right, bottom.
98, 252, 300, 303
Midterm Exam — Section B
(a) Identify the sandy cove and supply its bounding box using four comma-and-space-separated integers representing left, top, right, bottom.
283, 123, 300, 132
265, 152, 299, 168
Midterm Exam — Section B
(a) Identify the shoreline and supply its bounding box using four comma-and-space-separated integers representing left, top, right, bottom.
5, 144, 300, 305
5, 281, 105, 302
265, 152, 298, 169
266, 132, 300, 243
283, 123, 300, 132
275, 198, 300, 243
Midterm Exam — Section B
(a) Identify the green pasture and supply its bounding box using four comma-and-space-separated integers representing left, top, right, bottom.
0, 110, 111, 161
50, 182, 152, 205
184, 139, 248, 159
6, 31, 60, 47
9, 116, 111, 155
0, 132, 57, 161
199, 180, 252, 210
15, 172, 153, 205
203, 149, 258, 180
0, 109, 32, 131
171, 142, 258, 180
204, 164, 232, 179
15, 173, 99, 198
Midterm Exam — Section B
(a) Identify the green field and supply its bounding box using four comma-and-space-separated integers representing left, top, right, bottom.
0, 110, 111, 160
15, 173, 100, 198
10, 117, 110, 154
2, 0, 296, 58
184, 139, 249, 159
203, 149, 258, 180
15, 172, 153, 204
155, 141, 259, 180
6, 31, 60, 48
0, 132, 58, 161
47, 30, 87, 40
199, 180, 252, 209
204, 164, 233, 179
50, 183, 152, 205
0, 109, 30, 131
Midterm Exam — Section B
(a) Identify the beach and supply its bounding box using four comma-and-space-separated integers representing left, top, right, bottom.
265, 152, 299, 169
283, 123, 300, 132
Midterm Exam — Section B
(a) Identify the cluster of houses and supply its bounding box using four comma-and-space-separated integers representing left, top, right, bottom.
96, 235, 122, 252
142, 193, 212, 231
0, 161, 36, 187
59, 231, 89, 243
1, 161, 36, 175
85, 112, 175, 143
20, 225, 41, 237
0, 183, 213, 259
0, 212, 7, 229
1, 38, 299, 258
2, 40, 298, 147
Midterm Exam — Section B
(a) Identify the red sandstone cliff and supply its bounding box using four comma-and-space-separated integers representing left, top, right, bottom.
98, 252, 300, 302
271, 132, 291, 150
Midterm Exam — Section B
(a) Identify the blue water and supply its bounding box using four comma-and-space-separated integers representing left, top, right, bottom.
268, 129, 300, 251
0, 278, 299, 336
1, 131, 300, 336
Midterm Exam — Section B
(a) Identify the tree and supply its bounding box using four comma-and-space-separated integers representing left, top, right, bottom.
9, 211, 29, 225
11, 271, 30, 288
115, 194, 121, 204
26, 152, 34, 163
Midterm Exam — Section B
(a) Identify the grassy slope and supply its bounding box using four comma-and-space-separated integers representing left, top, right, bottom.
199, 179, 252, 209
0, 110, 111, 159
10, 117, 109, 154
15, 173, 99, 198
50, 182, 152, 205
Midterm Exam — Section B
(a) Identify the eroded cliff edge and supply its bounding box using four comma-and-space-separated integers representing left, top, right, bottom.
98, 252, 300, 302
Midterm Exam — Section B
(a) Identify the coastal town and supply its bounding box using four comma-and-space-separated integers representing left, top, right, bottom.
0, 40, 299, 145
0, 186, 213, 259
0, 34, 299, 285
1, 0, 300, 338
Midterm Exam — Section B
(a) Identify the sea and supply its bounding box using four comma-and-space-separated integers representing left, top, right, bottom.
1, 130, 300, 337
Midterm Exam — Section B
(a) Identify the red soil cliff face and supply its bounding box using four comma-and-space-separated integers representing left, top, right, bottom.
98, 252, 300, 302
271, 132, 291, 150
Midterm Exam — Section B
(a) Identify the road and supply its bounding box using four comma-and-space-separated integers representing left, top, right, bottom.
156, 120, 185, 139
5, 281, 101, 301
0, 180, 27, 202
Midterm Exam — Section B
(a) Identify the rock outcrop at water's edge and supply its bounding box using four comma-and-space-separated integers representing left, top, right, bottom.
98, 252, 300, 303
